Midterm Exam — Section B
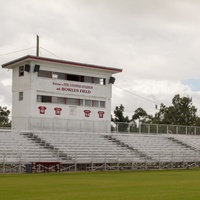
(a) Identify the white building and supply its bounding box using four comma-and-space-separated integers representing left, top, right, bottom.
2, 55, 122, 132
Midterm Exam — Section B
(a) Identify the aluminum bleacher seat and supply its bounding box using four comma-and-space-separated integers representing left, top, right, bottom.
112, 134, 200, 162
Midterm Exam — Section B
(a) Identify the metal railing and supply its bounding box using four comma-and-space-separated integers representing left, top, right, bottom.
111, 122, 200, 135
1, 116, 200, 135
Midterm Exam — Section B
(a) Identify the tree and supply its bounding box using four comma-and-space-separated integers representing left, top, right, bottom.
112, 104, 129, 123
152, 94, 198, 126
132, 107, 152, 123
112, 104, 129, 132
0, 106, 11, 127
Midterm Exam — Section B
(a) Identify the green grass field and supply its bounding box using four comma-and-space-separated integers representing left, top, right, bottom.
0, 169, 200, 200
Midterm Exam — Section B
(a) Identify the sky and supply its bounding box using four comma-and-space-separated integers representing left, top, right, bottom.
1, 0, 200, 118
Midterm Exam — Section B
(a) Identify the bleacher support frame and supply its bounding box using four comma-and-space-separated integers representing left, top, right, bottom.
1, 160, 200, 173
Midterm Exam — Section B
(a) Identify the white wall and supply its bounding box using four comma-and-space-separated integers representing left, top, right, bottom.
11, 58, 116, 132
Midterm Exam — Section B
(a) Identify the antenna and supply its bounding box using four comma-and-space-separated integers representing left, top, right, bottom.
36, 35, 39, 57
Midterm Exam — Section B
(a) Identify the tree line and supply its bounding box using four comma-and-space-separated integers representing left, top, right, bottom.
112, 94, 200, 128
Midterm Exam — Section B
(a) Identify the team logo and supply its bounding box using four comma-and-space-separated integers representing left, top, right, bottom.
84, 110, 91, 117
38, 106, 47, 114
98, 111, 105, 118
54, 107, 62, 115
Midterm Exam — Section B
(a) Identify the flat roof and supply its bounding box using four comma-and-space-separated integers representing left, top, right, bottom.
2, 55, 123, 73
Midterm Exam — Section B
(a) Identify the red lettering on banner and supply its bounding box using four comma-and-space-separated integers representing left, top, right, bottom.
53, 81, 93, 95
38, 106, 46, 114
84, 110, 91, 117
54, 107, 62, 115
98, 111, 105, 118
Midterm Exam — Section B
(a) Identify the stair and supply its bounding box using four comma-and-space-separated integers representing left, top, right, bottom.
21, 132, 71, 161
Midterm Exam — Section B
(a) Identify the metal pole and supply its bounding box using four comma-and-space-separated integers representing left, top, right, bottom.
36, 35, 39, 57
104, 153, 107, 171
75, 151, 77, 172
139, 122, 141, 133
91, 152, 94, 171
117, 152, 119, 170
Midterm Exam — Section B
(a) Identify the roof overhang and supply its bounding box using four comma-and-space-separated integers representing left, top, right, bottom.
2, 55, 123, 74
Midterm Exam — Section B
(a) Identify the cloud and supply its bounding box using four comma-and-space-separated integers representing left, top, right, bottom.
1, 0, 200, 118
112, 79, 200, 117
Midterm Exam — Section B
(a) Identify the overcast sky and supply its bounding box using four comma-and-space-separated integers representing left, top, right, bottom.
1, 0, 200, 117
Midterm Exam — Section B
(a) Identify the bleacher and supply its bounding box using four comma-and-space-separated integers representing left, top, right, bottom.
0, 130, 200, 172
0, 130, 61, 164
112, 134, 199, 162
30, 131, 144, 163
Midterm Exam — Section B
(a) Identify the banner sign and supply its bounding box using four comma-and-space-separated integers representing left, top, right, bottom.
53, 82, 94, 95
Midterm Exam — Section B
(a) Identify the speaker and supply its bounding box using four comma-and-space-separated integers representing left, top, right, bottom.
24, 64, 30, 72
34, 65, 40, 72
109, 77, 115, 84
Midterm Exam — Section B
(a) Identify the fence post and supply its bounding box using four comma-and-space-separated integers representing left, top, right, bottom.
75, 151, 77, 172
104, 153, 107, 171
117, 152, 119, 170
139, 122, 141, 133
176, 126, 178, 134
156, 124, 158, 134
91, 152, 94, 171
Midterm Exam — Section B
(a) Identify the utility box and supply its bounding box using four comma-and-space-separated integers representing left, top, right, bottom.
25, 164, 32, 173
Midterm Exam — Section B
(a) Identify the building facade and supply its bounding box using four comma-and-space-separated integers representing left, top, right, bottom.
2, 55, 122, 132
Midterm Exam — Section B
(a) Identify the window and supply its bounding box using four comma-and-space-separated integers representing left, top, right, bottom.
38, 70, 52, 78
58, 73, 66, 80
92, 100, 99, 107
52, 96, 66, 104
67, 74, 80, 81
100, 78, 106, 85
52, 72, 58, 79
100, 101, 106, 108
19, 92, 23, 101
37, 95, 51, 103
37, 69, 106, 85
93, 77, 99, 84
52, 72, 66, 80
36, 95, 105, 109
79, 99, 83, 106
84, 76, 93, 83
93, 77, 106, 85
66, 98, 80, 106
85, 100, 92, 107
19, 66, 24, 77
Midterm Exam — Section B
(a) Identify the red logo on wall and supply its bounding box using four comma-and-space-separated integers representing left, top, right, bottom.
84, 110, 91, 117
38, 106, 47, 114
98, 111, 105, 118
54, 107, 62, 115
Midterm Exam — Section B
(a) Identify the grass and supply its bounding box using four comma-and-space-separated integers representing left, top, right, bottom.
0, 169, 200, 200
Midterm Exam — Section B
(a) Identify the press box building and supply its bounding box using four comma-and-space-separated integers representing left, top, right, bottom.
2, 55, 122, 132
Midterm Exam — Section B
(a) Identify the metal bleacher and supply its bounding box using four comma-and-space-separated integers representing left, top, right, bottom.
111, 134, 200, 163
1, 130, 200, 172
29, 131, 145, 163
0, 130, 60, 164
